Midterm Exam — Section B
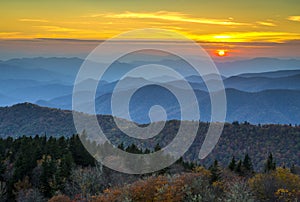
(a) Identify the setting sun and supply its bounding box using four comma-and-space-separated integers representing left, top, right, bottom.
216, 49, 227, 57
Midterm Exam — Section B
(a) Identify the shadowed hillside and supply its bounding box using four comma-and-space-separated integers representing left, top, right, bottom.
0, 103, 299, 170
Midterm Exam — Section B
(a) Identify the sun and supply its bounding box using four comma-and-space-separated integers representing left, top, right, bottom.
216, 49, 227, 57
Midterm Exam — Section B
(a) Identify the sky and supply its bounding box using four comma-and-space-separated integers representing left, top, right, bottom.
0, 0, 300, 60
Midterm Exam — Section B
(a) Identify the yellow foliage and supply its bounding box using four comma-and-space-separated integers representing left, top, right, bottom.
275, 168, 300, 190
193, 166, 211, 177
212, 181, 223, 189
275, 188, 300, 202
249, 168, 300, 201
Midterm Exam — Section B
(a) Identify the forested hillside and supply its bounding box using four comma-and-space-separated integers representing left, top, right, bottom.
0, 135, 299, 201
0, 103, 299, 170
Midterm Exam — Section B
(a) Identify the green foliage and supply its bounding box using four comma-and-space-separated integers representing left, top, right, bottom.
69, 135, 94, 167
0, 126, 298, 201
243, 154, 253, 173
229, 154, 254, 177
235, 160, 242, 174
228, 156, 236, 171
0, 104, 300, 172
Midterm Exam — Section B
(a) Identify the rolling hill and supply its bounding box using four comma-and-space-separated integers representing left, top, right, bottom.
0, 103, 299, 169
37, 86, 300, 124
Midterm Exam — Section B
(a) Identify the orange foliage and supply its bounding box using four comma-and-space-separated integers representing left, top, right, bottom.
94, 173, 203, 202
48, 194, 72, 202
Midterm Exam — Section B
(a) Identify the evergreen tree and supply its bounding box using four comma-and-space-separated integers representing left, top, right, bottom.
264, 153, 276, 173
61, 153, 73, 177
154, 143, 161, 152
40, 156, 57, 197
117, 142, 124, 150
243, 154, 253, 173
228, 156, 236, 171
126, 144, 142, 154
235, 160, 242, 174
69, 135, 94, 167
144, 148, 151, 154
209, 160, 221, 182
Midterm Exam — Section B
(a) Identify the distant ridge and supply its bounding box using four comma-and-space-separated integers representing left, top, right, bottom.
1, 57, 300, 124
37, 87, 300, 124
238, 69, 300, 78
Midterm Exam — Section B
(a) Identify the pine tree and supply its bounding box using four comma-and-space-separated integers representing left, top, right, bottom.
144, 148, 151, 154
235, 160, 242, 174
228, 156, 236, 171
264, 153, 276, 173
209, 160, 221, 182
40, 155, 57, 197
243, 154, 253, 172
118, 142, 124, 150
154, 143, 161, 152
126, 144, 142, 154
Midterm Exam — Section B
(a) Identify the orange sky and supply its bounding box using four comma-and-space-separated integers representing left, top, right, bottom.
0, 0, 300, 59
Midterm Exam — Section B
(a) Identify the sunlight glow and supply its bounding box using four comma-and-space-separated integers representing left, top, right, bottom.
216, 49, 227, 57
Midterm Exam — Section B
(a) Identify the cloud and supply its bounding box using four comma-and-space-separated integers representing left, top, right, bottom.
256, 21, 276, 27
188, 32, 300, 43
287, 16, 300, 22
0, 32, 22, 39
19, 18, 49, 23
86, 11, 249, 26
36, 38, 105, 43
34, 26, 80, 32
0, 32, 20, 35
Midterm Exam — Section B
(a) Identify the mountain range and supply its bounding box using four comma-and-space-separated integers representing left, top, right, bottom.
1, 57, 300, 124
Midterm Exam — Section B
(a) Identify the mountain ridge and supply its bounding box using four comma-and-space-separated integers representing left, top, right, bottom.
0, 102, 299, 169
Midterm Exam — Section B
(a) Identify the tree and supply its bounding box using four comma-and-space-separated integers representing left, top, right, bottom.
264, 153, 276, 173
55, 152, 74, 191
228, 156, 236, 171
225, 179, 255, 202
0, 181, 7, 202
235, 160, 242, 174
64, 166, 104, 200
39, 155, 57, 197
249, 168, 300, 201
209, 160, 221, 182
125, 144, 142, 154
16, 189, 45, 202
243, 154, 253, 171
69, 135, 94, 167
117, 142, 124, 151
154, 143, 161, 152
